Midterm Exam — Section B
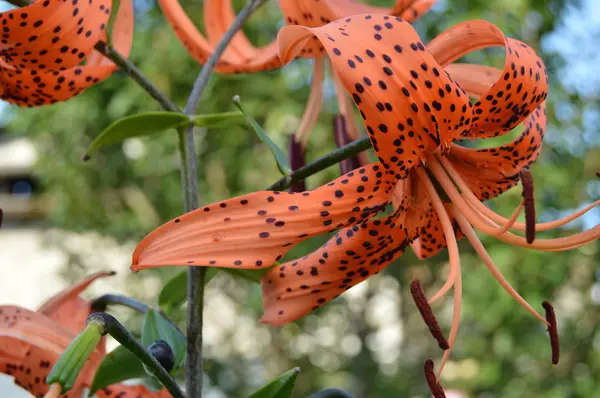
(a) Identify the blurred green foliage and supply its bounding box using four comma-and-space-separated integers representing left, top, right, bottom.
4, 0, 599, 397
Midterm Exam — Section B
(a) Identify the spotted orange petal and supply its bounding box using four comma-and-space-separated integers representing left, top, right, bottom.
278, 15, 472, 180
37, 271, 115, 336
427, 20, 548, 139
96, 383, 173, 398
409, 63, 546, 258
1, 0, 134, 106
261, 209, 409, 326
0, 306, 102, 397
132, 164, 394, 271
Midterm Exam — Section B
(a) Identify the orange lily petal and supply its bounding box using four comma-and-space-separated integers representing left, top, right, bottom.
158, 0, 282, 73
261, 209, 409, 326
427, 20, 548, 139
37, 271, 115, 336
96, 383, 173, 398
278, 15, 472, 179
0, 306, 102, 396
1, 0, 134, 106
132, 164, 394, 270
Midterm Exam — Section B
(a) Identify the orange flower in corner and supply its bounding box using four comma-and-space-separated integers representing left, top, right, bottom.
159, 0, 436, 185
0, 0, 134, 106
0, 272, 171, 397
131, 15, 599, 380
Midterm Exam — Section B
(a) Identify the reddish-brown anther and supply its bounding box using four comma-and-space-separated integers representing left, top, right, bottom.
542, 301, 560, 365
334, 115, 362, 174
424, 359, 446, 398
519, 169, 536, 244
410, 280, 449, 350
288, 134, 307, 192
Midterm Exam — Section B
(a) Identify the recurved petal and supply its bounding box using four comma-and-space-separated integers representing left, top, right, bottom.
278, 15, 472, 180
0, 306, 102, 396
448, 104, 546, 201
158, 0, 282, 73
444, 63, 547, 200
132, 164, 394, 271
261, 210, 409, 326
427, 20, 548, 139
96, 383, 173, 398
37, 271, 115, 335
0, 0, 111, 69
1, 0, 134, 106
399, 0, 437, 23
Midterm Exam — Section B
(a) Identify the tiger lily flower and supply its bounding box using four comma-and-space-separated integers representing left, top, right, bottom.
131, 15, 599, 381
1, 0, 133, 106
0, 272, 171, 397
159, 0, 436, 181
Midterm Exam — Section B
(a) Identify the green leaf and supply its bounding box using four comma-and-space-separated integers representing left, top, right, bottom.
141, 309, 187, 373
233, 96, 291, 176
191, 111, 246, 129
88, 345, 146, 396
83, 112, 190, 160
249, 368, 300, 398
158, 269, 218, 312
105, 0, 121, 46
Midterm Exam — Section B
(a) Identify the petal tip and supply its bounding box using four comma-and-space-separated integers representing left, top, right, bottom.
277, 25, 316, 65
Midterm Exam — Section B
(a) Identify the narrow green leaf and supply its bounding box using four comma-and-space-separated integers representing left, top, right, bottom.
84, 112, 190, 160
158, 269, 218, 312
105, 0, 121, 46
191, 111, 246, 129
249, 368, 300, 398
233, 96, 291, 176
141, 310, 187, 373
88, 345, 146, 396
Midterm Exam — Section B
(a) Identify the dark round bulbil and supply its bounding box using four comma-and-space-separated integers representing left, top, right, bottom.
148, 339, 175, 373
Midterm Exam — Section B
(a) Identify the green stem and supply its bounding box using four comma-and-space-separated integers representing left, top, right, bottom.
88, 313, 186, 398
180, 2, 267, 396
267, 136, 371, 191
90, 293, 185, 339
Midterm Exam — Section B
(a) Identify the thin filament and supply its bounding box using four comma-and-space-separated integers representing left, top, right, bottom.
450, 205, 549, 326
427, 157, 600, 251
330, 61, 370, 166
438, 155, 600, 232
296, 55, 325, 145
44, 383, 62, 398
415, 167, 463, 377
488, 201, 523, 237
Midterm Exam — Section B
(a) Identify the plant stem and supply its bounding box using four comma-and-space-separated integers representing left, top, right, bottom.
180, 2, 267, 396
267, 136, 371, 191
90, 293, 185, 338
95, 41, 181, 113
88, 313, 186, 398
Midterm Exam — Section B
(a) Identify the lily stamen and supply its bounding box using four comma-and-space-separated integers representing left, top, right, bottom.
416, 167, 463, 376
542, 301, 560, 364
330, 65, 370, 166
333, 115, 361, 174
424, 359, 447, 398
438, 155, 600, 233
410, 280, 450, 350
296, 55, 326, 146
451, 206, 549, 326
519, 169, 536, 244
428, 157, 600, 251
488, 201, 524, 237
